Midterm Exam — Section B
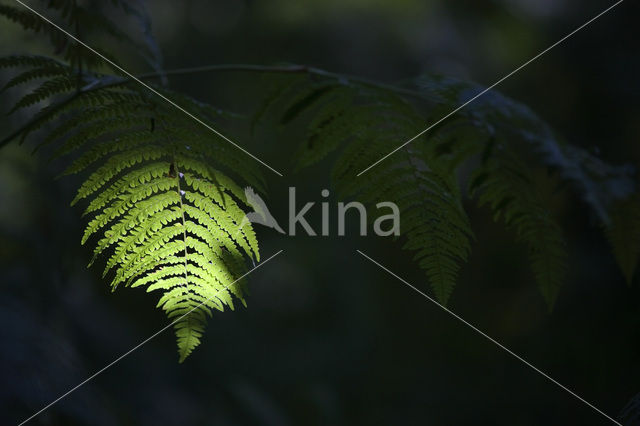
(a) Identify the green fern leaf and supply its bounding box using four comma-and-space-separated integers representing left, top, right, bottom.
268, 81, 475, 305
1, 60, 263, 360
470, 150, 567, 309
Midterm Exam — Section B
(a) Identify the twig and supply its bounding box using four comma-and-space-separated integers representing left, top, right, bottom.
134, 63, 428, 100
1, 63, 428, 148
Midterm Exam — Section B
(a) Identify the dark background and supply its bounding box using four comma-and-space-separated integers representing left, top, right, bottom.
1, 0, 639, 425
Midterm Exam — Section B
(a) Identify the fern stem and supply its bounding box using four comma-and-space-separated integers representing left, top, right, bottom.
134, 64, 429, 101
173, 159, 191, 297
1, 64, 428, 149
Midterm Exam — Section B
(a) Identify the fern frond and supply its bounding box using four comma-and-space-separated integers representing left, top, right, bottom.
266, 71, 629, 307
1, 66, 70, 93
293, 86, 355, 170
470, 150, 567, 309
266, 80, 475, 304
9, 75, 77, 113
1, 57, 263, 360
0, 4, 57, 34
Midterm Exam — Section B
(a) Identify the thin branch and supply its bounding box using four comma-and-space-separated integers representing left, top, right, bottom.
135, 63, 428, 100
1, 63, 428, 148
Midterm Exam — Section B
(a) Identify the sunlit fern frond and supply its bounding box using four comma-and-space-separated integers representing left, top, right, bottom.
1, 59, 262, 361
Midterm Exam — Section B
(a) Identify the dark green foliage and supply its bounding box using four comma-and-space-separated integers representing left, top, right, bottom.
470, 150, 566, 309
263, 74, 637, 308
0, 0, 161, 70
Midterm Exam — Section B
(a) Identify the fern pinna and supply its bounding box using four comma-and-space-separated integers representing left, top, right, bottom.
259, 73, 637, 307
1, 54, 263, 361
